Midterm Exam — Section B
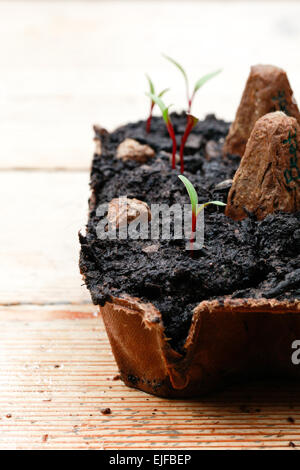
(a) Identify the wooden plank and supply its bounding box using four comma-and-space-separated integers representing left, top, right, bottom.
1, 1, 300, 168
0, 171, 91, 304
0, 305, 299, 450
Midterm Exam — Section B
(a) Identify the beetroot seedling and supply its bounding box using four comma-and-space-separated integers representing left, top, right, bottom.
147, 92, 177, 169
163, 55, 221, 173
145, 75, 169, 133
178, 175, 226, 250
163, 54, 222, 112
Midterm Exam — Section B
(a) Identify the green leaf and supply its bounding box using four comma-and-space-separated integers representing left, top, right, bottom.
196, 200, 226, 216
163, 54, 188, 83
208, 201, 227, 206
193, 69, 222, 94
147, 92, 170, 123
145, 74, 155, 94
158, 88, 170, 98
178, 175, 198, 215
179, 176, 226, 217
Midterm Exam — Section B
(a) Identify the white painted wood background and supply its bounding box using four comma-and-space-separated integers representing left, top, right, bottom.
1, 0, 300, 303
1, 1, 300, 169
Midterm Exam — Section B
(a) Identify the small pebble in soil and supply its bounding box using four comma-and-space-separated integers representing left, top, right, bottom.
100, 408, 112, 415
142, 244, 160, 254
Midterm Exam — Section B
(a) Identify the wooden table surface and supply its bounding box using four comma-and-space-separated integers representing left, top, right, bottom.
2, 305, 300, 450
1, 0, 300, 450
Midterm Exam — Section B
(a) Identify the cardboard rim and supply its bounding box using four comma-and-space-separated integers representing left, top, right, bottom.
100, 295, 300, 397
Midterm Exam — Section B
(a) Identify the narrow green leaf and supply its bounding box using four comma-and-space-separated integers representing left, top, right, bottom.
178, 175, 198, 215
163, 54, 188, 82
162, 54, 191, 108
196, 200, 226, 216
179, 175, 225, 217
145, 74, 155, 94
193, 69, 222, 94
208, 201, 227, 206
147, 92, 170, 123
158, 88, 170, 98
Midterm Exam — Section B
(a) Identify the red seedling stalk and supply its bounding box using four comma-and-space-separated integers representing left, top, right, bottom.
146, 102, 154, 133
191, 210, 197, 241
188, 90, 197, 113
190, 210, 197, 253
166, 120, 177, 169
178, 175, 226, 254
179, 114, 198, 174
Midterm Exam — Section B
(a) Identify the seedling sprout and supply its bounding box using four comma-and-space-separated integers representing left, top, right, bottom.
178, 175, 226, 249
145, 75, 169, 133
162, 55, 222, 113
163, 55, 221, 173
147, 92, 177, 169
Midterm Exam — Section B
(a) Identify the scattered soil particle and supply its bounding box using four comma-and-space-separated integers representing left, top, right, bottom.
113, 374, 121, 381
100, 408, 112, 415
42, 434, 48, 443
240, 405, 251, 413
80, 112, 300, 352
289, 441, 296, 448
6, 414, 12, 418
287, 417, 295, 424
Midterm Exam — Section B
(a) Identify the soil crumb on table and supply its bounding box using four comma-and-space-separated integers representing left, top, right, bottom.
100, 408, 112, 415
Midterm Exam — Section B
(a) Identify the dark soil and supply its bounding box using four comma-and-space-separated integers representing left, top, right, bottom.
79, 113, 300, 351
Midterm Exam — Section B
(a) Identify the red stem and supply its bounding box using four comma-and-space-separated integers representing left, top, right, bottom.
146, 102, 154, 133
186, 82, 191, 113
179, 117, 194, 174
191, 211, 197, 241
188, 92, 195, 113
190, 211, 197, 253
166, 121, 177, 169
